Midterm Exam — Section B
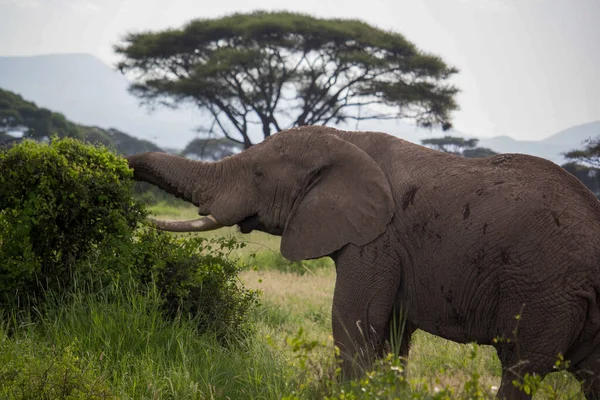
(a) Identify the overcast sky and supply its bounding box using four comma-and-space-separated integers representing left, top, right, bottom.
0, 0, 598, 140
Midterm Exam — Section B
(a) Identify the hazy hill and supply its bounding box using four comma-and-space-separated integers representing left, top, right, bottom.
0, 53, 202, 149
477, 120, 600, 165
0, 87, 162, 155
0, 53, 597, 163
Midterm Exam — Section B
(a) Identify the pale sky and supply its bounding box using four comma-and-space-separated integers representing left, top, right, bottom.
0, 0, 598, 140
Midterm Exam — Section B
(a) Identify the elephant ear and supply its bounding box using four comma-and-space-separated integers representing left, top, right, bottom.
281, 133, 395, 261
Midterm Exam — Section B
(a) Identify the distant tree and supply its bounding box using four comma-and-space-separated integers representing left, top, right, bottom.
115, 11, 459, 149
560, 136, 600, 198
0, 132, 21, 146
561, 161, 600, 198
105, 128, 163, 155
421, 136, 478, 155
79, 126, 114, 146
182, 137, 243, 161
463, 147, 498, 158
564, 137, 600, 168
0, 89, 82, 140
80, 126, 162, 155
421, 135, 497, 158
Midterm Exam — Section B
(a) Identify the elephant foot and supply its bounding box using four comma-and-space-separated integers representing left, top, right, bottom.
497, 371, 533, 400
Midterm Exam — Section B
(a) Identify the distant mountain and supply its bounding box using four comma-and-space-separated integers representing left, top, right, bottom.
348, 119, 600, 165
0, 53, 203, 149
0, 53, 597, 162
477, 120, 600, 165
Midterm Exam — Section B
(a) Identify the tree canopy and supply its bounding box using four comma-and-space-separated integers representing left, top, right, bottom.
115, 11, 460, 148
421, 135, 497, 158
562, 161, 600, 198
564, 137, 600, 168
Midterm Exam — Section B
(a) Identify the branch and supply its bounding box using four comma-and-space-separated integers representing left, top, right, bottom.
304, 68, 372, 125
338, 114, 401, 121
263, 48, 290, 132
202, 94, 251, 145
222, 72, 266, 118
201, 103, 245, 145
222, 71, 276, 138
301, 63, 352, 122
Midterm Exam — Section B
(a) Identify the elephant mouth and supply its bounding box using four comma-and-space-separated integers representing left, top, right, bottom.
237, 214, 263, 234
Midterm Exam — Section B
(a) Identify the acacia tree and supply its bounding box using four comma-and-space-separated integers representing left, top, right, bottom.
115, 11, 459, 148
421, 135, 497, 158
564, 137, 600, 168
422, 136, 478, 155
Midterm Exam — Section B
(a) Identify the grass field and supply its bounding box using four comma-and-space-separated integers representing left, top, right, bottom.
0, 203, 586, 399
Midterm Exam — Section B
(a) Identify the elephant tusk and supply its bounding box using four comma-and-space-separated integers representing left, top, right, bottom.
146, 214, 223, 232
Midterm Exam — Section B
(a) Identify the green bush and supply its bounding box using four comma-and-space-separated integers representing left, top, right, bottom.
0, 137, 257, 342
129, 230, 259, 341
0, 339, 114, 399
0, 137, 147, 303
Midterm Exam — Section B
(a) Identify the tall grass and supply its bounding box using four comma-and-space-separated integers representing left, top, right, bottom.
0, 203, 586, 399
1, 274, 294, 399
0, 265, 585, 399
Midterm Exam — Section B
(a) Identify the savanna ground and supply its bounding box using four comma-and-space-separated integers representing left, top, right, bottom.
0, 202, 586, 399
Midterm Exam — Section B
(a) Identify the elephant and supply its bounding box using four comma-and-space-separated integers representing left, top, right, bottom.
128, 125, 600, 399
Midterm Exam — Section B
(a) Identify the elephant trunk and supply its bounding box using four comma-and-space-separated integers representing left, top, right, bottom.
127, 152, 221, 208
127, 152, 229, 232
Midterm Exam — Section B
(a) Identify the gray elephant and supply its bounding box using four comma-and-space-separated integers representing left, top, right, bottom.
128, 126, 600, 399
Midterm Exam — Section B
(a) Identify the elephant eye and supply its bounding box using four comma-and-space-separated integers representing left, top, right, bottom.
253, 167, 264, 178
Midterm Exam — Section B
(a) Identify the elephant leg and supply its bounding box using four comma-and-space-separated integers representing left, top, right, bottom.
497, 369, 533, 400
571, 350, 600, 399
495, 344, 548, 400
331, 252, 401, 378
493, 330, 563, 398
494, 332, 579, 399
493, 290, 589, 399
568, 287, 600, 399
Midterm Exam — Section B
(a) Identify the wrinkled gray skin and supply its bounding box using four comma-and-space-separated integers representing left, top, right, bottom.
128, 126, 600, 399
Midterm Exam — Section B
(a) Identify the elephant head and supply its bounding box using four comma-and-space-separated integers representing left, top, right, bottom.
128, 126, 395, 260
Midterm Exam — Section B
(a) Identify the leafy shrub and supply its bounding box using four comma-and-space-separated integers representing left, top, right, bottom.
128, 230, 259, 341
0, 137, 257, 342
0, 339, 114, 399
0, 137, 147, 303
